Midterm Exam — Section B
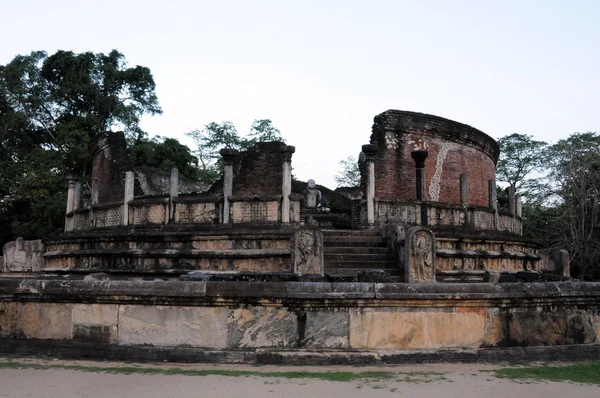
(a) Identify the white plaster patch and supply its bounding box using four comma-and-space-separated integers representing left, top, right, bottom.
429, 143, 452, 201
385, 132, 399, 150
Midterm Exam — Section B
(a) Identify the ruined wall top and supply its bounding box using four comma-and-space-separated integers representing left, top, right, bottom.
372, 110, 500, 163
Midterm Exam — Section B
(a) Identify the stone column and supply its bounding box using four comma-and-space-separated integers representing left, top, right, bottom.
220, 148, 239, 224
281, 146, 296, 223
362, 144, 378, 226
123, 171, 135, 225
169, 168, 179, 223
411, 150, 429, 226
489, 179, 498, 230
460, 174, 468, 205
515, 194, 522, 218
488, 180, 497, 210
507, 186, 516, 216
65, 175, 79, 232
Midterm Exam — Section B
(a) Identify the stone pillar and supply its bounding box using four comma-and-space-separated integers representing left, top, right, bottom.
169, 168, 179, 223
65, 175, 79, 232
515, 194, 522, 218
411, 150, 429, 226
73, 181, 81, 211
123, 171, 135, 225
489, 179, 498, 230
488, 180, 497, 210
220, 148, 239, 224
460, 174, 468, 205
362, 144, 378, 226
281, 146, 295, 223
507, 186, 516, 216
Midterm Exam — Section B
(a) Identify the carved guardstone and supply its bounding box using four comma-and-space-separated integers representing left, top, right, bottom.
404, 226, 436, 283
292, 226, 324, 275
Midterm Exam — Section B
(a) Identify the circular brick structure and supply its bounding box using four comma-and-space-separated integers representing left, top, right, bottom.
370, 110, 499, 207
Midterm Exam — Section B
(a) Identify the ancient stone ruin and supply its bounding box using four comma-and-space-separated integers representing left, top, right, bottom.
1, 110, 597, 365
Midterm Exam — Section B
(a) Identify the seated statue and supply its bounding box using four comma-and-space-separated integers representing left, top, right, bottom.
304, 179, 323, 209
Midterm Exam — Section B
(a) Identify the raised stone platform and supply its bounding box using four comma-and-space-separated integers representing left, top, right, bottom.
1, 277, 598, 364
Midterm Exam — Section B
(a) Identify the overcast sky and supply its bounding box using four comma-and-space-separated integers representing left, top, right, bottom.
2, 0, 598, 187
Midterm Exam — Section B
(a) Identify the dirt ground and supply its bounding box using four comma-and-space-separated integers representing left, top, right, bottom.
0, 358, 598, 398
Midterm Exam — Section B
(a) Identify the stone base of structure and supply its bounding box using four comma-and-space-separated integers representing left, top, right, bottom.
2, 340, 600, 365
1, 278, 599, 364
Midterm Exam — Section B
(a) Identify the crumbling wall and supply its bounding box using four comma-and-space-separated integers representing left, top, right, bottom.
2, 238, 44, 272
232, 142, 287, 197
89, 132, 133, 204
135, 167, 210, 197
371, 111, 498, 207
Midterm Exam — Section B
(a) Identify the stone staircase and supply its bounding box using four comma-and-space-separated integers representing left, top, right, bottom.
322, 229, 403, 280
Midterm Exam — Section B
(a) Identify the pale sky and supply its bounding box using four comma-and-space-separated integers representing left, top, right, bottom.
1, 0, 598, 187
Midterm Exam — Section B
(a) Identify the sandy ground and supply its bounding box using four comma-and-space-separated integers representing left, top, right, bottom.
0, 358, 598, 398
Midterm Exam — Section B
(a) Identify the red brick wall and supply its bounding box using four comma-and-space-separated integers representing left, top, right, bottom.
232, 142, 286, 197
371, 111, 498, 207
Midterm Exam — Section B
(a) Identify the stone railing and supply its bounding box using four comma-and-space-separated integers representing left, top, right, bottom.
374, 199, 522, 234
64, 193, 305, 232
129, 197, 169, 225
174, 196, 221, 224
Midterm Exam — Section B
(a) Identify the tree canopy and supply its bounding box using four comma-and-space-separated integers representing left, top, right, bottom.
186, 119, 283, 183
0, 49, 172, 245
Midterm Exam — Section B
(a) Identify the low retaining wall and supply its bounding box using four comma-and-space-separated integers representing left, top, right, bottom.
1, 279, 599, 363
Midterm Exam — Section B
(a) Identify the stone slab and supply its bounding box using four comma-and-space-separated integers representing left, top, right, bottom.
349, 307, 487, 349
72, 304, 118, 326
302, 311, 349, 348
0, 302, 72, 340
227, 307, 297, 348
118, 305, 227, 348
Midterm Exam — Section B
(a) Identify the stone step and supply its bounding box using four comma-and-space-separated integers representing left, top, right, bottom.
325, 261, 397, 269
322, 236, 386, 246
324, 247, 391, 254
324, 253, 395, 262
326, 268, 404, 277
321, 229, 381, 237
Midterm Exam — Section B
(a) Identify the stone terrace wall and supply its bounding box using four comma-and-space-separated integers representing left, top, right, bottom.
371, 111, 499, 207
1, 279, 599, 363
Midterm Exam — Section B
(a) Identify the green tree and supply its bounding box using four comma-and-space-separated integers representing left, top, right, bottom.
0, 49, 163, 245
186, 119, 283, 183
334, 156, 361, 187
496, 133, 549, 196
131, 136, 199, 179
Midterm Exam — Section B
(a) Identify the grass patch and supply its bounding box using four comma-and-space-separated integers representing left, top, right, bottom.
494, 362, 600, 385
0, 360, 395, 382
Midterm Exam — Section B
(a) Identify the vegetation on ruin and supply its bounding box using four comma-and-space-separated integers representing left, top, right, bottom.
186, 119, 284, 183
493, 361, 600, 385
0, 49, 196, 245
497, 132, 600, 279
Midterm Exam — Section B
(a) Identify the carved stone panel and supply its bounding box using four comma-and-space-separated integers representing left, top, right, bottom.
292, 226, 324, 275
404, 226, 436, 283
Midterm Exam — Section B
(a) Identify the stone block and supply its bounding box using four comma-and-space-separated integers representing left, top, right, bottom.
302, 311, 349, 348
118, 305, 227, 348
227, 307, 297, 348
2, 238, 44, 272
349, 308, 486, 349
72, 304, 118, 326
404, 227, 436, 283
292, 225, 324, 275
0, 302, 72, 339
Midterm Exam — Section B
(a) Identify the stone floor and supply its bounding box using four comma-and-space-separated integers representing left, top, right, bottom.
0, 357, 598, 397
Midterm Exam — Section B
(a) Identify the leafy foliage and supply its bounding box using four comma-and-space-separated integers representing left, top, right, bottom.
496, 133, 549, 195
0, 49, 165, 246
334, 156, 361, 187
186, 119, 283, 183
